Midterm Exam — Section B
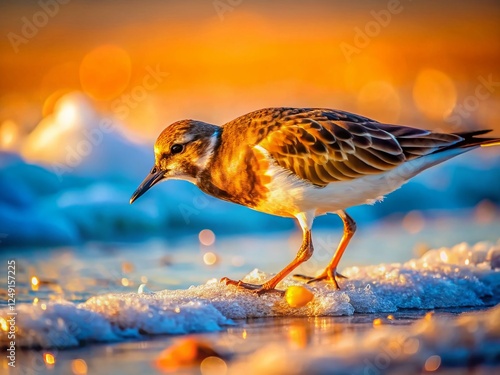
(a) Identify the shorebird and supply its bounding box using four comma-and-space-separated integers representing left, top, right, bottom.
130, 108, 499, 293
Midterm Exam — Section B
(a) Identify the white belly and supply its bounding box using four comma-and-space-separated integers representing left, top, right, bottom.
254, 156, 441, 218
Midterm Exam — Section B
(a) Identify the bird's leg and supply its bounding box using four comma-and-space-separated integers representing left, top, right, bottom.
221, 229, 314, 295
294, 211, 356, 289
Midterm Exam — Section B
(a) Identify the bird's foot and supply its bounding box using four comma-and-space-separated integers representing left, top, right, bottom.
293, 268, 347, 289
220, 277, 284, 295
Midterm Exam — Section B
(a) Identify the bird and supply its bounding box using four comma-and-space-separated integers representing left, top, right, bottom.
130, 107, 499, 294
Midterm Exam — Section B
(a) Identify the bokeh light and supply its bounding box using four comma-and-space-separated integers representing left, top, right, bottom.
199, 229, 216, 246
79, 45, 131, 101
203, 252, 218, 266
43, 352, 55, 366
200, 356, 227, 375
71, 359, 88, 375
413, 69, 457, 120
0, 119, 19, 150
424, 355, 441, 372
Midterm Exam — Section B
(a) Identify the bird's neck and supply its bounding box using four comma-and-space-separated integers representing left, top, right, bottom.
193, 127, 222, 179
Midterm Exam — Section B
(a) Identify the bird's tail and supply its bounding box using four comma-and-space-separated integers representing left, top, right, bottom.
452, 129, 500, 149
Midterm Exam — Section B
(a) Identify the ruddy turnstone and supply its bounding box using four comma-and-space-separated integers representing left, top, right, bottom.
130, 108, 499, 293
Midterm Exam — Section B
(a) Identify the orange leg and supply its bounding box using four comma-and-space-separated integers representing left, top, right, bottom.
221, 229, 314, 294
294, 210, 356, 289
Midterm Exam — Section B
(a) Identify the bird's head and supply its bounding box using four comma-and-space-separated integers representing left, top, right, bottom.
130, 120, 220, 204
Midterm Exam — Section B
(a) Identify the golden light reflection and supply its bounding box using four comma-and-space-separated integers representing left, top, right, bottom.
41, 303, 47, 310
372, 318, 383, 327
199, 229, 216, 246
71, 359, 88, 375
155, 338, 221, 372
56, 100, 79, 126
413, 69, 457, 120
0, 119, 19, 150
424, 355, 441, 372
23, 96, 80, 159
288, 323, 309, 348
242, 329, 247, 340
203, 252, 218, 266
357, 81, 400, 123
31, 276, 39, 290
44, 353, 55, 366
42, 89, 71, 117
199, 356, 227, 375
121, 278, 130, 287
0, 318, 7, 331
79, 44, 131, 101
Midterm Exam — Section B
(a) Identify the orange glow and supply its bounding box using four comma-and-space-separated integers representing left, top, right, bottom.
288, 323, 309, 348
357, 81, 400, 123
200, 356, 227, 375
0, 318, 7, 331
424, 355, 441, 372
155, 338, 220, 372
79, 45, 131, 101
285, 286, 314, 308
372, 318, 383, 327
42, 89, 71, 117
199, 229, 216, 246
44, 353, 55, 366
0, 120, 18, 150
71, 359, 88, 375
413, 69, 457, 120
31, 276, 39, 287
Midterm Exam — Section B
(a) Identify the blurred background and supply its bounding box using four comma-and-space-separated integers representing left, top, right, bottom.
1, 0, 500, 248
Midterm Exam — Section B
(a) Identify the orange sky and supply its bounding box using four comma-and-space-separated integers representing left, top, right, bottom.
1, 0, 499, 147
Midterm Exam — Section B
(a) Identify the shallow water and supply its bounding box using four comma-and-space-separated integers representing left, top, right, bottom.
1, 213, 499, 374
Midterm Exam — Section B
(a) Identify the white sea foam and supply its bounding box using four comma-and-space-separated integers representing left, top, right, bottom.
1, 241, 498, 349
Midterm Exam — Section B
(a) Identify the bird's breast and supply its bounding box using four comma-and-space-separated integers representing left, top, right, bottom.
197, 145, 273, 209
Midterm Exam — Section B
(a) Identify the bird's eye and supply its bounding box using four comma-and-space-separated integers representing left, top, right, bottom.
170, 144, 184, 154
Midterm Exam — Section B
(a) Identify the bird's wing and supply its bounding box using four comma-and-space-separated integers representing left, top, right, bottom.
254, 108, 462, 186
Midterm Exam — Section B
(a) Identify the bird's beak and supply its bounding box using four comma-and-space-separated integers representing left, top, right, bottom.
130, 168, 166, 204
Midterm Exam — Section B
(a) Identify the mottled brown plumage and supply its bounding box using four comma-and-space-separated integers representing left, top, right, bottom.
130, 107, 499, 294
